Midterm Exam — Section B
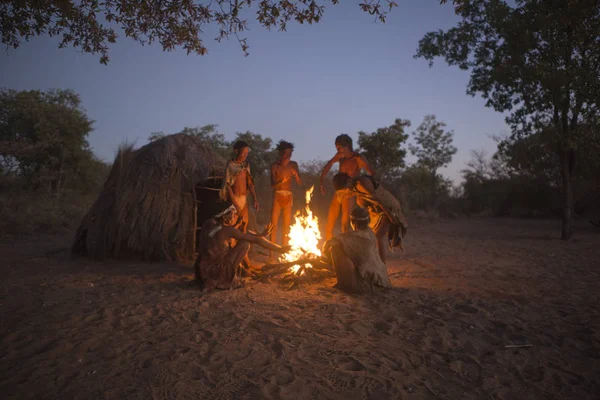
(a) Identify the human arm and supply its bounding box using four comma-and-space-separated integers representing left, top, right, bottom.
226, 227, 290, 253
248, 223, 274, 238
292, 162, 302, 186
358, 155, 376, 177
247, 166, 259, 211
219, 161, 231, 201
319, 153, 341, 194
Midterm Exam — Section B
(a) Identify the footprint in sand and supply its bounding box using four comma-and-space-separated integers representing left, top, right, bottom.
356, 376, 391, 398
147, 367, 179, 400
325, 372, 358, 393
453, 303, 479, 314
335, 355, 366, 372
207, 378, 260, 400
373, 321, 392, 335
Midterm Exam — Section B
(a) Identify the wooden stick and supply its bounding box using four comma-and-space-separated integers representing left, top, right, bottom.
262, 257, 318, 269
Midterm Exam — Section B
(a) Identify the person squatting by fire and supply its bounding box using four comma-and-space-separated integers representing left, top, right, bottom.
269, 140, 302, 259
321, 207, 392, 293
319, 134, 375, 241
194, 203, 291, 291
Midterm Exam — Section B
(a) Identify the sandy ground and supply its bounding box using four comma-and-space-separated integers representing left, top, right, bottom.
0, 218, 599, 400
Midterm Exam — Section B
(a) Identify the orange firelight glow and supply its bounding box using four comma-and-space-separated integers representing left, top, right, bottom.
279, 186, 322, 274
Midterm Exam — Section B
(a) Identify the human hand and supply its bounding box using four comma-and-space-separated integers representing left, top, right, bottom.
279, 245, 293, 253
259, 223, 273, 237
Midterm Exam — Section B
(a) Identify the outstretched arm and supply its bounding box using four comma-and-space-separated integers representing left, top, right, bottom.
319, 153, 341, 194
227, 227, 289, 253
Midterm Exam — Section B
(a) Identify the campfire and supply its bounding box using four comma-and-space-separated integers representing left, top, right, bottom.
279, 186, 322, 274
260, 185, 335, 287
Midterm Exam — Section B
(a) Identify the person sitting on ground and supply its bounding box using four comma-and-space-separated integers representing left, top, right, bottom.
322, 207, 392, 294
194, 202, 291, 291
332, 172, 408, 263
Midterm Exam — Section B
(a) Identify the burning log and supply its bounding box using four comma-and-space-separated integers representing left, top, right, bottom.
258, 186, 335, 288
259, 255, 335, 287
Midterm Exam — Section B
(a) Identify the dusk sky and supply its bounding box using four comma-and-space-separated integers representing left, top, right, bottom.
0, 0, 509, 183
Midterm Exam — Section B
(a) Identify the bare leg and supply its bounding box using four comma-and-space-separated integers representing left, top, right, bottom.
325, 196, 341, 240
340, 196, 356, 233
329, 243, 363, 294
240, 202, 249, 233
270, 193, 282, 260
281, 195, 293, 246
238, 203, 254, 267
227, 240, 252, 269
223, 241, 251, 289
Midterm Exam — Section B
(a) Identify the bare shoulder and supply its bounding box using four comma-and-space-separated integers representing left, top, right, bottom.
218, 225, 241, 240
356, 153, 369, 163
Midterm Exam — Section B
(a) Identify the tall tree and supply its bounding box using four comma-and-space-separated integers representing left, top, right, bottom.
357, 118, 410, 181
409, 114, 457, 208
409, 114, 457, 176
494, 129, 561, 185
1, 0, 400, 64
415, 0, 600, 240
0, 88, 94, 193
232, 131, 275, 177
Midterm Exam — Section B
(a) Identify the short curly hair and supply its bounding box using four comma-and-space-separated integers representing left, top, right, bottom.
233, 140, 249, 152
275, 140, 294, 152
335, 134, 353, 149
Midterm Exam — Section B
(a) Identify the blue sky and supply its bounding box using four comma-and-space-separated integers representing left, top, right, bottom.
0, 0, 508, 182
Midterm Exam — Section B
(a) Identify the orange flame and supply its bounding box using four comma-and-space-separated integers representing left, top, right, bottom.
279, 186, 322, 274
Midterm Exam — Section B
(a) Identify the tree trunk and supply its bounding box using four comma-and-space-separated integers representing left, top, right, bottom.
430, 170, 437, 210
560, 150, 573, 240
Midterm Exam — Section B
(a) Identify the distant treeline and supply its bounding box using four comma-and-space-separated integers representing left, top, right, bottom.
1, 88, 599, 235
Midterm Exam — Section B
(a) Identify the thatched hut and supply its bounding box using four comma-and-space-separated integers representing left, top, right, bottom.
72, 134, 227, 262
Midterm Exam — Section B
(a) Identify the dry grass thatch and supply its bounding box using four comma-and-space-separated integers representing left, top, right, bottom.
72, 134, 225, 262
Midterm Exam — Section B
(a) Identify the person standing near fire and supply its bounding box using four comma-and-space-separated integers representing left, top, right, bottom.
319, 134, 375, 241
269, 140, 302, 258
220, 140, 259, 233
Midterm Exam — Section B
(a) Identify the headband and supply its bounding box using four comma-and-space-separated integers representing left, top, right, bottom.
214, 204, 236, 218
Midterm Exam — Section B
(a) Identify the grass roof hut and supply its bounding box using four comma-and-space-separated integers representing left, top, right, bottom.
72, 134, 227, 263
